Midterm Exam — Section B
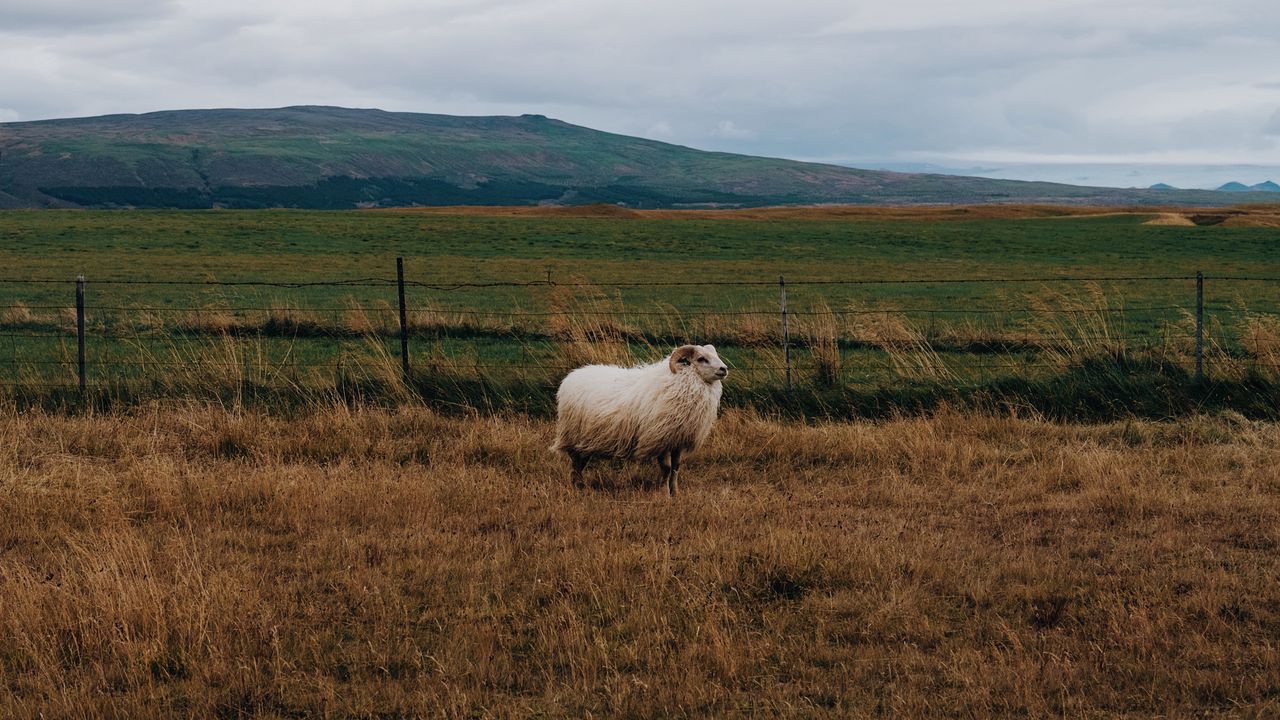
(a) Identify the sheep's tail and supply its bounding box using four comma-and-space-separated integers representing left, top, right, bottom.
549, 427, 570, 455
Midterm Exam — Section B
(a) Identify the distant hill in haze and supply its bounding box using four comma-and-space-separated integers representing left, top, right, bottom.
1217, 180, 1280, 193
2, 106, 1277, 209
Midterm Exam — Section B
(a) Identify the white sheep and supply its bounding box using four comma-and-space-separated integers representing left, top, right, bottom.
551, 344, 728, 496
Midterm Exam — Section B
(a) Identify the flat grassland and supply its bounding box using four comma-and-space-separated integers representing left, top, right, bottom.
6, 206, 1280, 307
2, 404, 1278, 718
4, 205, 1280, 417
3, 207, 1280, 717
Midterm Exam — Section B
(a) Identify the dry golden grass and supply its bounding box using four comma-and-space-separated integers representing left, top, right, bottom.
846, 307, 955, 381
801, 301, 842, 388
1025, 284, 1127, 368
1142, 213, 1198, 226
545, 284, 648, 368
377, 202, 1280, 223
0, 302, 36, 327
1240, 314, 1280, 368
2, 404, 1279, 718
1222, 214, 1280, 228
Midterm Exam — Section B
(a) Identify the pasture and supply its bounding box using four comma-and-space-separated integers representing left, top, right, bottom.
6, 206, 1280, 306
2, 405, 1279, 717
2, 206, 1280, 717
3, 206, 1280, 417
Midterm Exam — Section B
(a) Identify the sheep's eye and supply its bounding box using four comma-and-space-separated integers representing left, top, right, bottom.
697, 357, 709, 363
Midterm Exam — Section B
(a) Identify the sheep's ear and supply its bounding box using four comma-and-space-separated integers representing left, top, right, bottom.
703, 344, 716, 353
668, 345, 697, 373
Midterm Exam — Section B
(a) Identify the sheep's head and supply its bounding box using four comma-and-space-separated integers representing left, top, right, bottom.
668, 344, 728, 383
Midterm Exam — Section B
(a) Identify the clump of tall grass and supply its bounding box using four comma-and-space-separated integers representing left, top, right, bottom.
801, 301, 842, 387
1239, 312, 1280, 371
848, 305, 954, 381
173, 305, 240, 335
1025, 283, 1127, 367
1145, 304, 1240, 382
644, 301, 700, 348
263, 302, 324, 336
344, 297, 414, 337
929, 315, 1037, 352
57, 307, 77, 333
1164, 301, 1280, 381
408, 302, 532, 339
335, 335, 415, 404
164, 334, 305, 410
546, 284, 646, 368
729, 310, 778, 347
1, 301, 39, 328
129, 308, 169, 333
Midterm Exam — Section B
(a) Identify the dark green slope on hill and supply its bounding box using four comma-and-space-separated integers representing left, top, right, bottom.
0, 106, 1268, 208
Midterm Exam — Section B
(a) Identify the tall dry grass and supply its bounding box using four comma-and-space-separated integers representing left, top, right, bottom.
2, 287, 1269, 363
1024, 283, 1126, 367
846, 306, 955, 380
6, 287, 1280, 420
1240, 312, 1280, 370
545, 284, 647, 368
800, 301, 842, 387
2, 404, 1279, 718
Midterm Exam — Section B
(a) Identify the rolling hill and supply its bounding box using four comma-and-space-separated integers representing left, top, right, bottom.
0, 106, 1272, 209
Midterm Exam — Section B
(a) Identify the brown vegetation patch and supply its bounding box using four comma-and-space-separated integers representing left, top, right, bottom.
1222, 213, 1280, 228
527, 202, 643, 218
2, 406, 1279, 717
380, 202, 642, 219
377, 202, 1280, 223
1143, 212, 1197, 226
1188, 213, 1233, 226
640, 204, 1142, 221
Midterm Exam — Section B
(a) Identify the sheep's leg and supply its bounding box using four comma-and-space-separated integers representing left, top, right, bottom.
667, 448, 682, 497
658, 452, 672, 491
570, 452, 588, 489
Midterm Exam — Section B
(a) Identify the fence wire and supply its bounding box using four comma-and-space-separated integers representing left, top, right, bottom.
0, 273, 1217, 288
2, 271, 1276, 392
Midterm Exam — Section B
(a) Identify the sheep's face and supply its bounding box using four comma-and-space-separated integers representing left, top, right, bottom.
668, 344, 728, 383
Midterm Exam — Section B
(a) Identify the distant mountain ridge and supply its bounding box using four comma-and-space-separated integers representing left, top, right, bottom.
1, 106, 1277, 209
1216, 180, 1280, 192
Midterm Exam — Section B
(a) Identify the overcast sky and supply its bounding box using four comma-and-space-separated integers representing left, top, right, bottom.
3, 0, 1279, 187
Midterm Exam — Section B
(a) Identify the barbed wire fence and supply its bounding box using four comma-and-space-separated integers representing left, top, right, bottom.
3, 258, 1280, 398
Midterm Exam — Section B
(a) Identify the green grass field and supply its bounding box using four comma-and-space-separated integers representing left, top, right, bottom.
4, 208, 1278, 304
3, 208, 1279, 417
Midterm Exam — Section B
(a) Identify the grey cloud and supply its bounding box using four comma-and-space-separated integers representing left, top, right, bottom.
1, 0, 175, 31
1266, 109, 1280, 135
3, 0, 1280, 179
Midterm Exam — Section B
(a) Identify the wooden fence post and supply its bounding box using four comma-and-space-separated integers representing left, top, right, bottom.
75, 275, 86, 393
780, 275, 791, 391
397, 257, 410, 380
1195, 271, 1204, 383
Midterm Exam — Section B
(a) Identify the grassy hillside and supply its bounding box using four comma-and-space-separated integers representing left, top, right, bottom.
2, 106, 1274, 208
